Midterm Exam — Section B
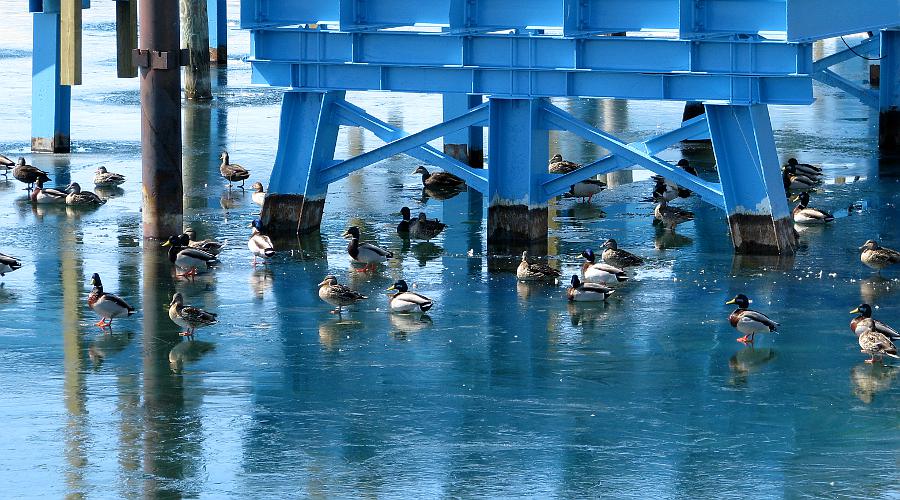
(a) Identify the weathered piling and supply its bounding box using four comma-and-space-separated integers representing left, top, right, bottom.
180, 0, 212, 100
138, 0, 184, 239
207, 0, 227, 64
115, 0, 138, 78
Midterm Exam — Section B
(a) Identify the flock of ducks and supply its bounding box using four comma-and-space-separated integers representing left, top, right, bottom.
2, 150, 899, 365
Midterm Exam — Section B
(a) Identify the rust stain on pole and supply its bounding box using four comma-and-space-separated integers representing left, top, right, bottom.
139, 0, 183, 240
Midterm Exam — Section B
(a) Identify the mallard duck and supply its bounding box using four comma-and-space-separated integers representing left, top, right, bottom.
516, 250, 561, 282
248, 219, 275, 264
398, 207, 446, 240
850, 304, 899, 341
0, 252, 22, 276
220, 151, 250, 188
651, 177, 678, 202
387, 279, 434, 313
250, 182, 266, 206
548, 153, 580, 174
725, 294, 778, 344
343, 225, 393, 272
162, 235, 218, 277
182, 228, 224, 256
0, 154, 14, 176
649, 160, 697, 201
65, 182, 106, 206
782, 167, 818, 191
653, 198, 694, 230
785, 158, 823, 178
859, 240, 900, 273
857, 328, 900, 364
87, 273, 135, 329
568, 179, 606, 203
413, 166, 465, 190
30, 179, 67, 204
789, 191, 833, 224
567, 275, 614, 302
168, 292, 217, 339
580, 249, 628, 284
317, 275, 367, 314
12, 157, 50, 190
601, 239, 644, 267
93, 166, 126, 187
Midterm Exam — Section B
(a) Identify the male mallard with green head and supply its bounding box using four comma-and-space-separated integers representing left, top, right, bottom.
88, 273, 135, 329
859, 240, 900, 273
162, 235, 218, 278
30, 178, 67, 204
580, 249, 628, 284
318, 275, 367, 315
168, 292, 217, 339
343, 225, 393, 272
725, 294, 778, 344
387, 279, 434, 313
516, 251, 561, 282
790, 191, 833, 224
567, 275, 614, 302
850, 304, 899, 341
785, 157, 822, 178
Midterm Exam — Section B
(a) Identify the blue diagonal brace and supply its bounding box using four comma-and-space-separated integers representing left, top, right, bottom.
540, 103, 725, 208
813, 69, 879, 108
812, 35, 880, 73
541, 114, 709, 199
319, 101, 489, 190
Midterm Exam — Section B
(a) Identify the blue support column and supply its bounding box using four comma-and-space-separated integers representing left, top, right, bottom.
31, 10, 71, 153
705, 104, 797, 255
261, 91, 344, 235
207, 0, 226, 63
880, 29, 900, 153
486, 98, 549, 254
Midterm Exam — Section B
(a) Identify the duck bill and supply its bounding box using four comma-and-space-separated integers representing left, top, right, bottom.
725, 298, 736, 305
850, 308, 860, 314
161, 240, 171, 247
341, 231, 351, 239
386, 285, 396, 291
789, 195, 799, 202
316, 280, 329, 287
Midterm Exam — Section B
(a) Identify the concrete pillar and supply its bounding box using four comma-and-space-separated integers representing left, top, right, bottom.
261, 91, 344, 236
207, 0, 227, 64
31, 10, 72, 153
706, 104, 797, 255
486, 98, 548, 255
880, 30, 900, 154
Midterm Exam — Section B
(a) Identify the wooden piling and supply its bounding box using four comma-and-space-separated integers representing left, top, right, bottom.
139, 0, 184, 239
115, 0, 138, 78
60, 0, 82, 86
180, 0, 212, 100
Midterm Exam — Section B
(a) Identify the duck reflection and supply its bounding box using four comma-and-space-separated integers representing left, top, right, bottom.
410, 241, 443, 266
731, 254, 796, 274
728, 346, 777, 386
168, 339, 216, 373
249, 268, 274, 299
318, 317, 363, 351
859, 276, 895, 305
389, 313, 433, 339
851, 362, 899, 404
558, 202, 606, 221
88, 331, 135, 368
220, 189, 242, 211
421, 185, 464, 203
94, 185, 125, 200
653, 225, 693, 250
566, 301, 610, 328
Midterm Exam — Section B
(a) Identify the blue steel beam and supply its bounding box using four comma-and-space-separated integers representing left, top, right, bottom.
813, 69, 879, 108
32, 10, 71, 153
540, 102, 725, 207
330, 100, 489, 191
540, 114, 710, 199
251, 62, 814, 104
207, 0, 227, 62
251, 30, 812, 76
318, 103, 489, 187
787, 0, 900, 42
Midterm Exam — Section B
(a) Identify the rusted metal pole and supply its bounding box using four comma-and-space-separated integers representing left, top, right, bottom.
180, 0, 212, 100
138, 0, 183, 240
